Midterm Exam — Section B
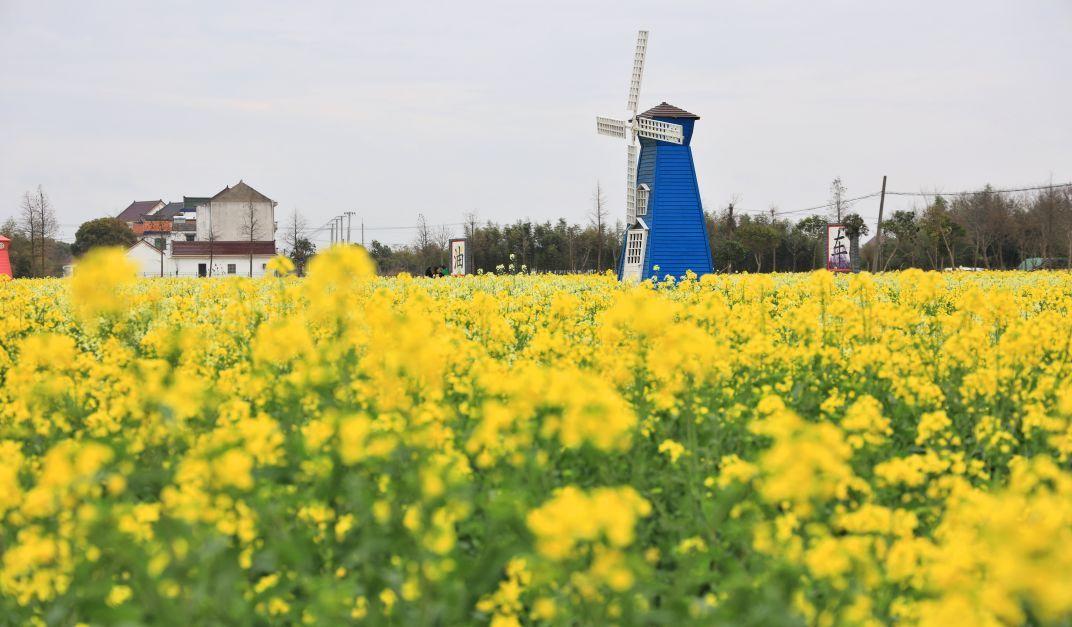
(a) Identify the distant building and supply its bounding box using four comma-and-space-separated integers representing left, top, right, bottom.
117, 200, 165, 227
125, 240, 169, 277
197, 181, 276, 242
182, 196, 210, 220
171, 241, 276, 277
171, 216, 197, 245
113, 181, 277, 277
132, 219, 173, 252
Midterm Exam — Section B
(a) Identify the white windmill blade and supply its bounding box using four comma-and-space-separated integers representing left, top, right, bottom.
636, 116, 684, 144
626, 144, 638, 222
626, 30, 648, 113
596, 116, 628, 139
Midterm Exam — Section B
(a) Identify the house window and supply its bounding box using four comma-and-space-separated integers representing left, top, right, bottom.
261, 263, 267, 270
625, 231, 645, 265
185, 234, 194, 241
636, 184, 650, 216
227, 264, 237, 275
154, 237, 166, 251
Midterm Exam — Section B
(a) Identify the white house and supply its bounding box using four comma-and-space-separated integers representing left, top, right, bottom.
171, 241, 276, 277
197, 181, 276, 241
125, 240, 171, 277
172, 181, 278, 277
112, 181, 278, 278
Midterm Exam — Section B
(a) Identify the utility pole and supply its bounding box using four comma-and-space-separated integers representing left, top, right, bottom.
361, 218, 365, 248
329, 220, 335, 244
344, 211, 355, 243
873, 175, 887, 272
770, 207, 777, 272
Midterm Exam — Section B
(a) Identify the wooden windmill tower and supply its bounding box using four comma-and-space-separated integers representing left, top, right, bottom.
596, 30, 713, 281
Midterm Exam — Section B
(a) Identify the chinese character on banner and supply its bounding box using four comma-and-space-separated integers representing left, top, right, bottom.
449, 238, 467, 276
826, 224, 850, 272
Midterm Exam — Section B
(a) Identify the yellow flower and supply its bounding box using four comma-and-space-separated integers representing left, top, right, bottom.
71, 247, 136, 320
106, 585, 132, 607
658, 439, 685, 463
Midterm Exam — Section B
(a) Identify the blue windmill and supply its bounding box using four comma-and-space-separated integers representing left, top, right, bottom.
596, 31, 714, 281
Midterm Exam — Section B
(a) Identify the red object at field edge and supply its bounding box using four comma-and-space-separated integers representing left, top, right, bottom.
0, 234, 11, 278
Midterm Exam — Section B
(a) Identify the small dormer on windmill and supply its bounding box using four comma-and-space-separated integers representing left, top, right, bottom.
596, 30, 714, 282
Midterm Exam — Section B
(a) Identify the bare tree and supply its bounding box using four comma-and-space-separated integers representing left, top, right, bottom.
432, 224, 453, 252
829, 177, 851, 223
590, 181, 608, 271
206, 210, 220, 277
463, 211, 479, 240
415, 213, 431, 251
283, 209, 307, 256
240, 200, 262, 277
18, 186, 57, 277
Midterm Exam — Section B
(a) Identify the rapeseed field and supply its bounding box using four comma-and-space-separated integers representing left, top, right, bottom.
2, 247, 1071, 625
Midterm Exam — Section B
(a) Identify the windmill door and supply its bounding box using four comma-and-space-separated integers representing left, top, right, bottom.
622, 227, 648, 282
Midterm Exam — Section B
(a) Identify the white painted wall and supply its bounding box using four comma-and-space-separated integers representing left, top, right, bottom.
126, 241, 173, 277
197, 200, 275, 241
173, 255, 275, 277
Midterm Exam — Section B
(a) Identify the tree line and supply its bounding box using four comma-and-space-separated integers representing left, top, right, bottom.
368, 181, 1072, 275
6, 180, 1072, 279
708, 182, 1072, 273
368, 187, 623, 275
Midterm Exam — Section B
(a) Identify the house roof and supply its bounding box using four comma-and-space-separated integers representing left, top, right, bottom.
183, 196, 211, 210
127, 239, 164, 254
210, 181, 273, 204
639, 102, 700, 120
157, 201, 184, 219
117, 200, 164, 222
172, 220, 197, 232
133, 221, 172, 235
172, 241, 276, 256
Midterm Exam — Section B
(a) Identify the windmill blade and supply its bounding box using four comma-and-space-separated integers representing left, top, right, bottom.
636, 116, 684, 144
626, 30, 648, 113
596, 116, 628, 139
626, 144, 638, 222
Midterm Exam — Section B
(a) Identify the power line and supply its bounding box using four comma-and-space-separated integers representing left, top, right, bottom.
885, 182, 1072, 198
732, 181, 1072, 220
737, 192, 881, 217
307, 221, 465, 233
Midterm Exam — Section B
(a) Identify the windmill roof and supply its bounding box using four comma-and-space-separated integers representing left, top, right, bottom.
211, 181, 273, 204
639, 102, 700, 120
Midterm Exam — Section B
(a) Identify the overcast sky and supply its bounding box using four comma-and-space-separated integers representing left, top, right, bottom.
1, 0, 1069, 246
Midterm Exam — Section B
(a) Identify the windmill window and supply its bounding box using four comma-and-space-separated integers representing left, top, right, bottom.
636, 185, 650, 216
625, 231, 645, 265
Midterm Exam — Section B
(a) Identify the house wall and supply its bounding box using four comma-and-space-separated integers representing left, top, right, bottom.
197, 201, 275, 241
173, 255, 275, 277
126, 243, 173, 277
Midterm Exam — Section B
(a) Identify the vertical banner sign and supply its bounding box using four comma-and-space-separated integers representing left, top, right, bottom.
826, 224, 850, 272
449, 238, 467, 276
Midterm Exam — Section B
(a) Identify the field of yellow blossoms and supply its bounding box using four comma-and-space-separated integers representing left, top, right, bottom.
2, 246, 1072, 625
